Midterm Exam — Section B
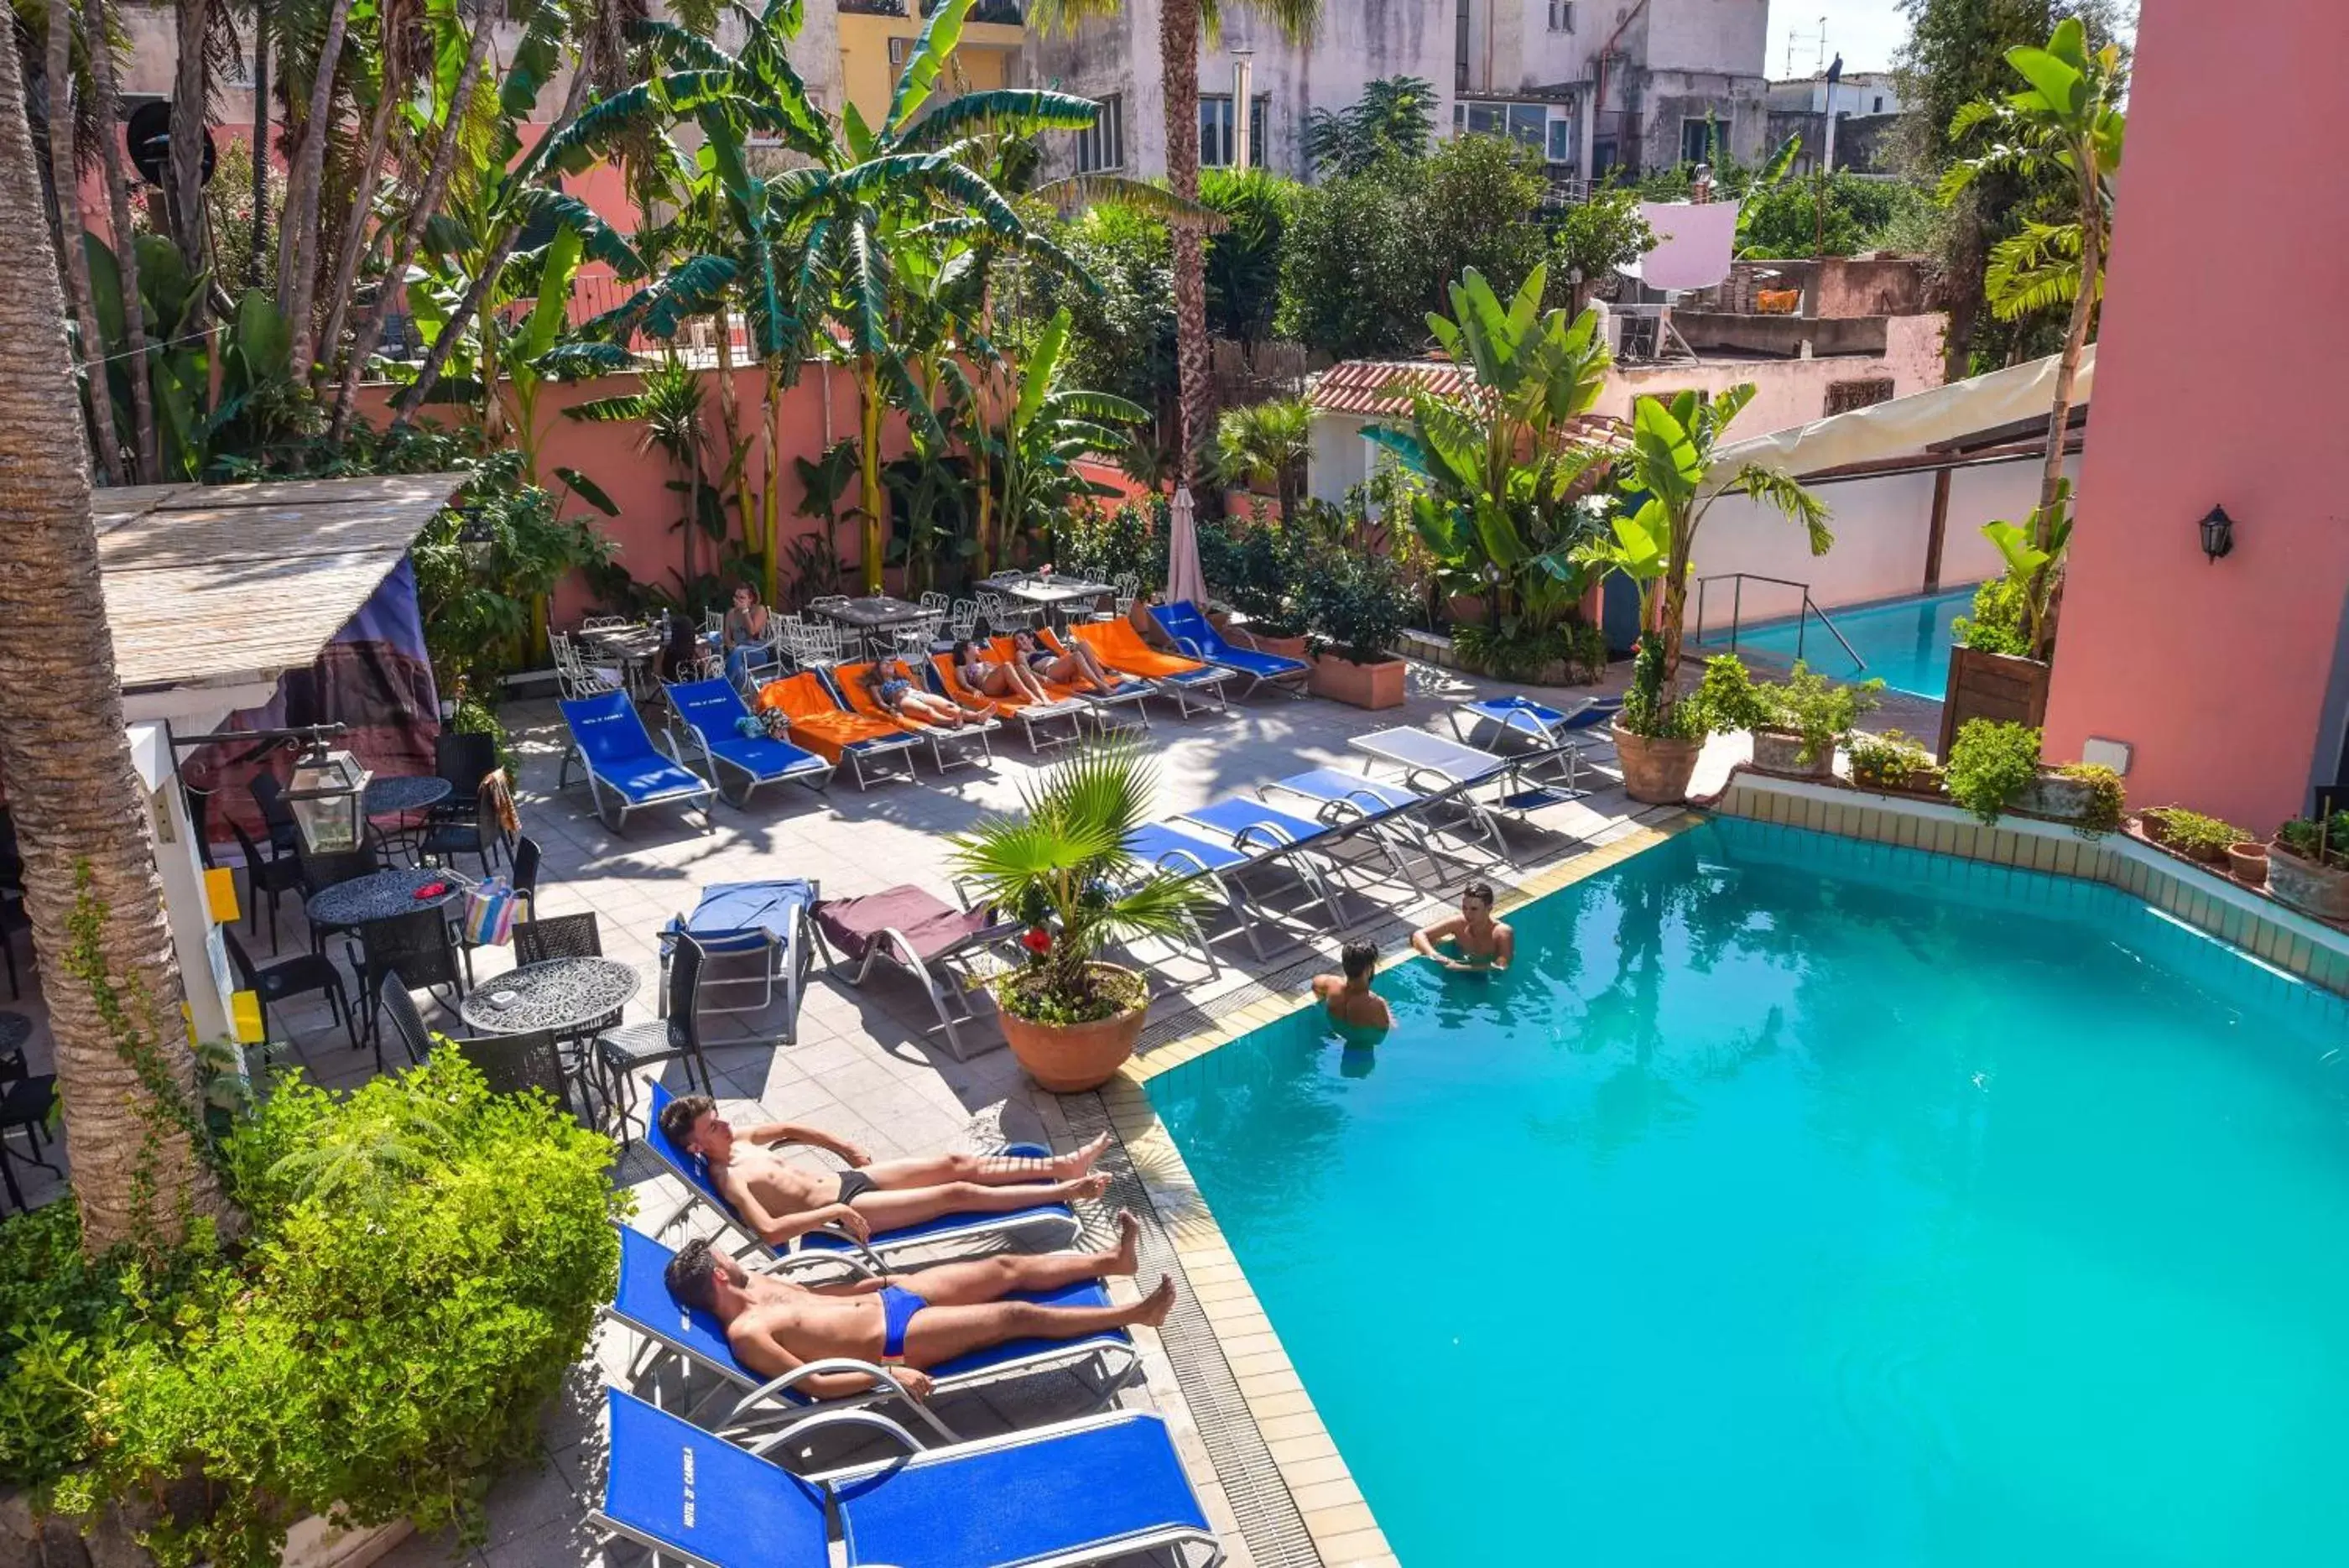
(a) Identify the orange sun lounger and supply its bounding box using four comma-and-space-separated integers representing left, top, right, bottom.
835, 659, 996, 772
1065, 622, 1232, 717
928, 653, 1088, 753
988, 636, 1152, 732
755, 672, 919, 789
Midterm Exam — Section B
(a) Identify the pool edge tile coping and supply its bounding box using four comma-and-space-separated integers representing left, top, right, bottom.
1102, 814, 1702, 1568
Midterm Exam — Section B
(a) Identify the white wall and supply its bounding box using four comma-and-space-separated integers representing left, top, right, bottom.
1643, 0, 1770, 74
1691, 450, 2086, 623
1596, 315, 1948, 432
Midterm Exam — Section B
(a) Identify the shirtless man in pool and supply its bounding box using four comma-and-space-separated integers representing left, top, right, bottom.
664, 1222, 1174, 1398
658, 1094, 1113, 1248
1409, 881, 1514, 972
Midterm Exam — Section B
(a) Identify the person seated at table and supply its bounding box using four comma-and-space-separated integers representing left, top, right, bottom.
657, 1094, 1114, 1246
664, 1222, 1174, 1396
1310, 940, 1393, 1047
721, 584, 773, 687
1410, 881, 1514, 972
657, 613, 705, 683
1012, 629, 1119, 697
953, 638, 1049, 705
859, 659, 984, 728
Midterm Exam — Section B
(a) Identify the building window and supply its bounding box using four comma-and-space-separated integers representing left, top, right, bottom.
1825, 378, 1896, 416
1549, 0, 1575, 31
1076, 91, 1124, 173
1201, 93, 1269, 169
1681, 117, 1722, 166
1456, 0, 1471, 93
1457, 99, 1576, 164
888, 36, 910, 71
1547, 114, 1576, 164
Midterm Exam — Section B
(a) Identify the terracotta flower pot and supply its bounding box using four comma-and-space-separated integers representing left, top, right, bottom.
1238, 628, 1310, 662
997, 963, 1150, 1092
2266, 842, 2349, 921
1749, 727, 1834, 779
1612, 722, 1703, 805
1306, 652, 1407, 709
2227, 841, 2269, 888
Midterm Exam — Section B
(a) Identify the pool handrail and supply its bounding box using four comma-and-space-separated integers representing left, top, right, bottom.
1693, 571, 1867, 675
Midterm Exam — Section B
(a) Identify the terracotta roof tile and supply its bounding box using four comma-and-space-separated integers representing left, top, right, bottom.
1307, 360, 1471, 418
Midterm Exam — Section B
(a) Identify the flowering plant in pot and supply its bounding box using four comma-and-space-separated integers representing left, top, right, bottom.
1848, 729, 1941, 795
2269, 810, 2349, 921
2137, 806, 2245, 867
947, 745, 1209, 1091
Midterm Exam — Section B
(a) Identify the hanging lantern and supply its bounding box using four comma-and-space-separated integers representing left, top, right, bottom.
2198, 505, 2237, 564
286, 743, 372, 855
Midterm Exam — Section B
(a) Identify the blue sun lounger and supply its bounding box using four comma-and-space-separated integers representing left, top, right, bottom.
608, 1226, 1136, 1443
1123, 820, 1281, 966
1148, 601, 1310, 698
593, 1386, 1221, 1568
1452, 694, 1621, 763
642, 1081, 1081, 1271
1173, 794, 1414, 909
1258, 767, 1503, 870
659, 880, 818, 1030
665, 679, 833, 807
557, 691, 718, 833
1346, 727, 1586, 861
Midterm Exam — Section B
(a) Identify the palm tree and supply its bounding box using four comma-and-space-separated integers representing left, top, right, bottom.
1210, 395, 1310, 517
994, 308, 1148, 561
0, 31, 235, 1253
1032, 0, 1323, 485
44, 0, 126, 486
1943, 18, 2124, 541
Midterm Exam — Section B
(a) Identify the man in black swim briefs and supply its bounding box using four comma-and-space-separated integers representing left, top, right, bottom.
657, 1094, 1116, 1248
664, 1223, 1175, 1398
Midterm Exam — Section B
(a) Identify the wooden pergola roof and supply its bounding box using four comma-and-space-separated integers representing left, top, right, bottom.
92, 474, 464, 693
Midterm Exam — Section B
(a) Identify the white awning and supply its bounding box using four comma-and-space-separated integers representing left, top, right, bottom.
1708, 346, 2097, 481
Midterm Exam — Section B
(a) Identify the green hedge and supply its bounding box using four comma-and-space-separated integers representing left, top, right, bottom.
0, 1051, 622, 1567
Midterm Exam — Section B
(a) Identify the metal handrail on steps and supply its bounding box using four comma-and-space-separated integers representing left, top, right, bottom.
1693, 572, 1867, 674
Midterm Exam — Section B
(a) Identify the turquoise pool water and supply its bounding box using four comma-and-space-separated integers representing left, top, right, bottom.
1692, 586, 1977, 698
1152, 820, 2349, 1566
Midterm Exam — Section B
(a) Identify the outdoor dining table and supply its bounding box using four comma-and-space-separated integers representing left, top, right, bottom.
459, 957, 641, 1039
305, 866, 472, 935
992, 575, 1114, 630
581, 623, 665, 695
810, 595, 930, 657
363, 774, 453, 862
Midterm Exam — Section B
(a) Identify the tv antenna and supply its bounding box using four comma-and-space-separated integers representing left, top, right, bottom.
1784, 16, 1829, 78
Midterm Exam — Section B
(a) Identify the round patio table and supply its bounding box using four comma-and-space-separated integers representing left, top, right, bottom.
366, 774, 453, 817
305, 866, 471, 931
0, 1012, 31, 1060
460, 957, 641, 1037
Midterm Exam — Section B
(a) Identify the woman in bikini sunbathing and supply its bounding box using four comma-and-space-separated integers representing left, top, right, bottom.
954, 638, 1049, 704
861, 659, 982, 727
1013, 628, 1120, 697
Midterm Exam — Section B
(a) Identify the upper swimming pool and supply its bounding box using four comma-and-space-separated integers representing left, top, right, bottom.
1691, 586, 1979, 699
1151, 819, 2349, 1565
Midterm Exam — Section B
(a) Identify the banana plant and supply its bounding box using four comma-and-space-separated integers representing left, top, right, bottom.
1980, 481, 2073, 659
992, 308, 1148, 565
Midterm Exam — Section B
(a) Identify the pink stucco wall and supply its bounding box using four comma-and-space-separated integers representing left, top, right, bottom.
2041, 0, 2349, 833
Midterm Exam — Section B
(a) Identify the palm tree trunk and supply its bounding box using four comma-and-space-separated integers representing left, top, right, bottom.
49, 0, 126, 487
2037, 185, 2101, 537
759, 362, 782, 605
168, 0, 212, 307
248, 0, 270, 289
86, 0, 157, 482
711, 301, 749, 551
859, 357, 886, 594
329, 0, 497, 439
0, 31, 235, 1253
277, 0, 357, 369
388, 48, 594, 425
309, 60, 403, 393
1160, 0, 1209, 487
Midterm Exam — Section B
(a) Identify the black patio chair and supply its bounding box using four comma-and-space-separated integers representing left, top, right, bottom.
349, 906, 466, 1066
376, 967, 440, 1068
0, 894, 27, 1002
224, 927, 354, 1060
513, 912, 625, 1055
593, 932, 710, 1145
295, 842, 381, 956
421, 770, 510, 878
457, 835, 542, 988
453, 1029, 582, 1123
231, 820, 305, 957
249, 772, 301, 855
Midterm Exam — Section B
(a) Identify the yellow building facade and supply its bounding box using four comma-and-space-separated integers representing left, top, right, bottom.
836, 2, 1026, 128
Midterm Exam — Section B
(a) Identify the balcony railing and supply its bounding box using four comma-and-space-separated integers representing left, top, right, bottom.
841, 0, 1022, 17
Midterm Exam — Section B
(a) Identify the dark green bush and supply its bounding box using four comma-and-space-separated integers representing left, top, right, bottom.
0, 1051, 622, 1566
1302, 550, 1416, 664
1953, 572, 2033, 657
1944, 719, 2044, 824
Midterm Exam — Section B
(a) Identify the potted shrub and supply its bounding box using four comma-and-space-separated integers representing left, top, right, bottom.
1613, 638, 1711, 804
1302, 550, 1415, 709
1700, 657, 1882, 779
948, 745, 1209, 1091
1848, 729, 1941, 796
1213, 520, 1313, 659
2137, 806, 2245, 867
1943, 720, 2125, 829
2268, 811, 2349, 920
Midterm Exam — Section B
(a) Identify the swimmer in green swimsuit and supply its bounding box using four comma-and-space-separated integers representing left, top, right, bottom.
1411, 880, 1513, 972
1311, 940, 1393, 1045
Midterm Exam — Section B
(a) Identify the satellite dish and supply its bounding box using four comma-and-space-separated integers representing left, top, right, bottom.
126, 100, 216, 189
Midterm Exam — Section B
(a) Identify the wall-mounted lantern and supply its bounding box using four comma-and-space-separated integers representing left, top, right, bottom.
2199, 505, 2237, 564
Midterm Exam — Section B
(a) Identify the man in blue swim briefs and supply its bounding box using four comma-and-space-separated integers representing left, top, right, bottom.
664, 1218, 1174, 1399
659, 1094, 1113, 1248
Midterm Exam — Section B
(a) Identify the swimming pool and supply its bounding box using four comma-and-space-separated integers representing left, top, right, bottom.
1691, 586, 1978, 698
1152, 820, 2349, 1565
